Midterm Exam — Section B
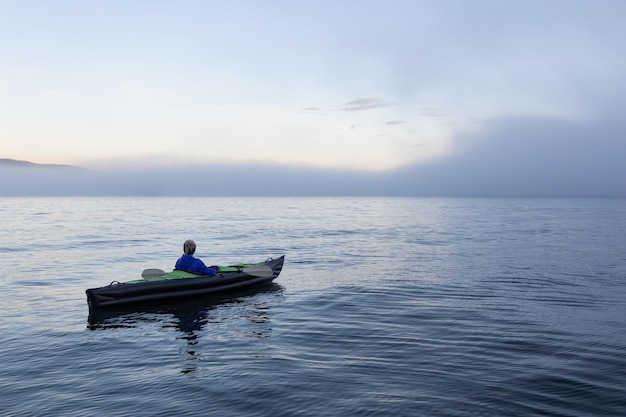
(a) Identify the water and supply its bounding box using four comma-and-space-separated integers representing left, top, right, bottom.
1, 197, 625, 416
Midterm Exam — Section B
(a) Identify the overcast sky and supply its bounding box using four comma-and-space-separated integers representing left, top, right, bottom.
1, 0, 625, 196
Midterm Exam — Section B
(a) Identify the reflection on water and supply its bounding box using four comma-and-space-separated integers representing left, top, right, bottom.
3, 197, 625, 417
87, 284, 284, 374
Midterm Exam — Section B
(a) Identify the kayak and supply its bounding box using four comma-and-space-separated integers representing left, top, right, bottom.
86, 255, 285, 310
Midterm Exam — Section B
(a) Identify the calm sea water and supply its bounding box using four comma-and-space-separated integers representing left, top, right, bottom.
1, 197, 625, 417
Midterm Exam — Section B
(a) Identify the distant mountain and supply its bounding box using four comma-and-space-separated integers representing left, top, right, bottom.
0, 158, 88, 171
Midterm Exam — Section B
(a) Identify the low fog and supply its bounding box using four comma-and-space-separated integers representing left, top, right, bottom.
2, 114, 625, 197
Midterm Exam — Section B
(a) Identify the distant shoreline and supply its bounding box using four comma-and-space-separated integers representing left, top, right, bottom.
0, 158, 88, 171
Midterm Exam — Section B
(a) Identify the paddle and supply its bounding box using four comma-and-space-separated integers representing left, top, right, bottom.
239, 264, 274, 278
142, 268, 166, 279
141, 265, 274, 279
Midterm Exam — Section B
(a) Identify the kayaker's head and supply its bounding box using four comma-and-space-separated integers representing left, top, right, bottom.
183, 239, 196, 256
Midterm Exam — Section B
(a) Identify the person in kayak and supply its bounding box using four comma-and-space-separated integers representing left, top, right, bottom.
174, 239, 218, 276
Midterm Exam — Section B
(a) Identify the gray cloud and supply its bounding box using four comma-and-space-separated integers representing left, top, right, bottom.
340, 98, 394, 112
390, 113, 626, 197
419, 108, 445, 118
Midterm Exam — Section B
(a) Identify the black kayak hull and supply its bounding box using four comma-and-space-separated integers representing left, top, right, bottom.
86, 256, 284, 310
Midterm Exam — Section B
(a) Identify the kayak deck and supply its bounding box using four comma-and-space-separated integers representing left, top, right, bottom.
86, 255, 285, 310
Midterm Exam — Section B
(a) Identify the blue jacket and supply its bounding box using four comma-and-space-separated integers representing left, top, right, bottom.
175, 254, 218, 276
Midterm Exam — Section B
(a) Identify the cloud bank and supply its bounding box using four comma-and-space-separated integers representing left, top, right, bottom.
2, 111, 624, 197
390, 113, 626, 197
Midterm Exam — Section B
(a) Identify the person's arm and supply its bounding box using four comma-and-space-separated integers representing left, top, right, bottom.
195, 259, 217, 276
204, 265, 218, 276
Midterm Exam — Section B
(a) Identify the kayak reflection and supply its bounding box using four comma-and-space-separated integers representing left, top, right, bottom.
87, 283, 284, 373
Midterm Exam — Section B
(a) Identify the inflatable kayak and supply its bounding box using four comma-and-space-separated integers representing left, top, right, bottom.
86, 255, 285, 310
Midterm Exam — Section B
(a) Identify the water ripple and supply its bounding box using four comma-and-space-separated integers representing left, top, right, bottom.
1, 197, 625, 417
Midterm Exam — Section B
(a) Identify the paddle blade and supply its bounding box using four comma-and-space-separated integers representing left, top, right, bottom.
242, 265, 274, 278
142, 268, 166, 279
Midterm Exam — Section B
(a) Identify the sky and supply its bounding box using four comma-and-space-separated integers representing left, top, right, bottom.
1, 0, 626, 196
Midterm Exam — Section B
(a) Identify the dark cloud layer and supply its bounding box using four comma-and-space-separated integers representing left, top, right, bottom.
2, 114, 625, 197
388, 111, 626, 197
